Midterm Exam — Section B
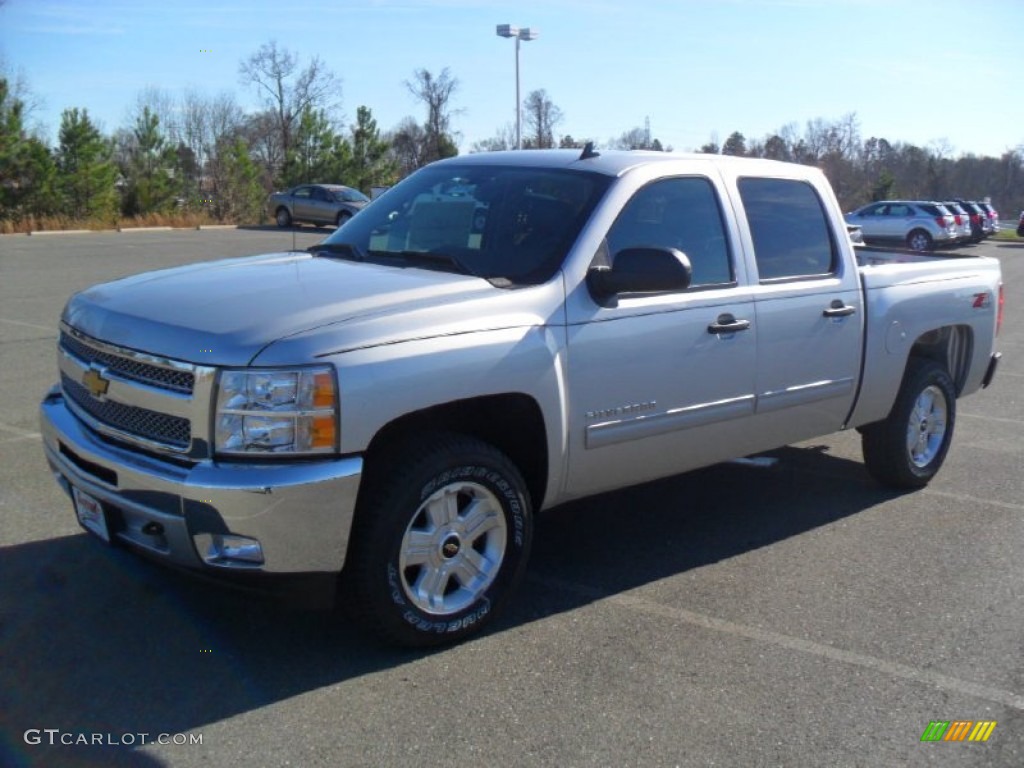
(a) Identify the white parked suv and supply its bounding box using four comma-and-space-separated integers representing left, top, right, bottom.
844, 200, 958, 251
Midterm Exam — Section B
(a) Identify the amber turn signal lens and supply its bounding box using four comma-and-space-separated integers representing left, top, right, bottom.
312, 371, 336, 409
309, 415, 336, 449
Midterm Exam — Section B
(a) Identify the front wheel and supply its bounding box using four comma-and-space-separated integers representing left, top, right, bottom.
346, 433, 533, 647
335, 210, 351, 228
906, 229, 933, 252
861, 358, 956, 488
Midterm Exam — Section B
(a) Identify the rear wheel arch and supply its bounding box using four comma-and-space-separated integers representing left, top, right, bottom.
907, 325, 972, 395
861, 357, 956, 488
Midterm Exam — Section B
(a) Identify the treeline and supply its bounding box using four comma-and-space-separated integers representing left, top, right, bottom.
0, 42, 459, 233
2, 40, 1022, 233
695, 118, 1024, 217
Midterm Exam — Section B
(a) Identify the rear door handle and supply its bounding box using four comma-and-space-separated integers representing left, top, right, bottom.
708, 314, 751, 334
823, 301, 856, 318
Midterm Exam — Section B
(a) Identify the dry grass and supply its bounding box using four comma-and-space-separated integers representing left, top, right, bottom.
0, 211, 231, 235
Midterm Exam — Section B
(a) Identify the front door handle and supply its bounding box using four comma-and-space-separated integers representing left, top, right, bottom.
823, 300, 857, 318
708, 314, 751, 334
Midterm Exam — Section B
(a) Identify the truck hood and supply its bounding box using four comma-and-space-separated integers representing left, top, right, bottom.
62, 252, 548, 366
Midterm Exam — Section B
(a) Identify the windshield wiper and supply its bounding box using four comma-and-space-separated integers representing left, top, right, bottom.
386, 249, 474, 276
307, 242, 366, 261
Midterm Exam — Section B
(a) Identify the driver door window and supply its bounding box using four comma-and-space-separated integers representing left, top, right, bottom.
604, 177, 733, 288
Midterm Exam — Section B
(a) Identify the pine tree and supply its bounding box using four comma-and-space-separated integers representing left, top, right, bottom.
122, 107, 176, 215
348, 106, 396, 191
214, 137, 264, 222
56, 108, 117, 220
0, 78, 59, 222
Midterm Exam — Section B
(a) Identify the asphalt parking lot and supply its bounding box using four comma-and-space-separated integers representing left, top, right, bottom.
1, 228, 1021, 767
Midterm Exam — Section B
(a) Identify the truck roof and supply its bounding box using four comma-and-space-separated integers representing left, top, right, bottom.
433, 148, 815, 179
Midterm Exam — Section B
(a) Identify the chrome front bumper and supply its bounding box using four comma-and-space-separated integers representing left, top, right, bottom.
40, 384, 363, 576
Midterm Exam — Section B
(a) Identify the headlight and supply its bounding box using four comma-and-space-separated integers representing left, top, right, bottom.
214, 366, 338, 456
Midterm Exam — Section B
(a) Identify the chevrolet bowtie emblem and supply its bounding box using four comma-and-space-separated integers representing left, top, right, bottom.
82, 367, 110, 398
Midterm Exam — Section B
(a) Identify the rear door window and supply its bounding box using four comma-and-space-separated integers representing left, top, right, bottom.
738, 178, 837, 281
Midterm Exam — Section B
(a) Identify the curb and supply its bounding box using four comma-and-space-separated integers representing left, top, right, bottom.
27, 229, 105, 236
15, 224, 246, 236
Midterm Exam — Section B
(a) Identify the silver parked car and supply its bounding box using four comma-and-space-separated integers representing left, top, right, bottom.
844, 200, 958, 251
976, 201, 1000, 236
268, 184, 370, 228
939, 201, 974, 244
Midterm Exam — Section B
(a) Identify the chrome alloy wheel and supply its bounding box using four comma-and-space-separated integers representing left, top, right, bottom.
906, 384, 948, 468
398, 481, 508, 616
907, 231, 932, 251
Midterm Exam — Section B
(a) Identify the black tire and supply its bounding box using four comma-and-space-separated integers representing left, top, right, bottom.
346, 433, 533, 647
906, 229, 933, 252
861, 358, 956, 489
335, 210, 351, 228
275, 207, 292, 228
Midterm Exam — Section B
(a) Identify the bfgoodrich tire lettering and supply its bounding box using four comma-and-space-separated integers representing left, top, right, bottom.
347, 433, 532, 647
861, 358, 956, 488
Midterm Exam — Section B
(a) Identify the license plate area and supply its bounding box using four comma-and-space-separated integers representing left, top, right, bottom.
73, 486, 110, 543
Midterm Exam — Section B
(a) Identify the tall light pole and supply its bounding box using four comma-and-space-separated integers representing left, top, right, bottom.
496, 24, 538, 150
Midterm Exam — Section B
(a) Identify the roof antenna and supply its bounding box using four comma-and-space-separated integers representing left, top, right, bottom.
579, 141, 600, 160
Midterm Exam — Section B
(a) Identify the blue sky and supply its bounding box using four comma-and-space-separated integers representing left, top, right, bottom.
1, 0, 1021, 157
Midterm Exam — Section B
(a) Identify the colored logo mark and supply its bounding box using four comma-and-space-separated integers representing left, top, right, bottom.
921, 720, 996, 742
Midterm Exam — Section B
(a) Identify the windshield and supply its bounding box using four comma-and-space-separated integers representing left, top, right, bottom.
318, 164, 610, 286
331, 188, 370, 203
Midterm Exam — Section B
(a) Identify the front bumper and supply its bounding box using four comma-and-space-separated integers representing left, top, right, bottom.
40, 384, 363, 578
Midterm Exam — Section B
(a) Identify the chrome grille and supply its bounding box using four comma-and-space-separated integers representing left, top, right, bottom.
60, 331, 195, 394
62, 373, 191, 449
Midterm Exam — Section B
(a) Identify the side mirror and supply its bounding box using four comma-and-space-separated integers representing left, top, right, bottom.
587, 247, 692, 302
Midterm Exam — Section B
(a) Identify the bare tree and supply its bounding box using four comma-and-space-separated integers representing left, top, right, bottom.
386, 116, 428, 178
179, 89, 243, 201
404, 67, 460, 164
611, 126, 663, 150
239, 40, 342, 179
471, 123, 516, 153
0, 54, 45, 133
240, 109, 284, 187
522, 89, 563, 149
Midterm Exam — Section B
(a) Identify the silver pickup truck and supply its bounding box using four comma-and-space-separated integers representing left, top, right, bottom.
40, 148, 1003, 646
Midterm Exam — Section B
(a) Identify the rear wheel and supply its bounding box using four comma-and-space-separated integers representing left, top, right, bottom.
346, 433, 533, 647
861, 358, 956, 488
906, 229, 933, 252
275, 207, 292, 228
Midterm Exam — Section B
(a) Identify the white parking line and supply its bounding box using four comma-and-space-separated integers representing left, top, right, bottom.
0, 318, 55, 332
532, 574, 1024, 711
922, 488, 1022, 512
0, 422, 41, 440
959, 412, 1024, 426
0, 433, 42, 444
